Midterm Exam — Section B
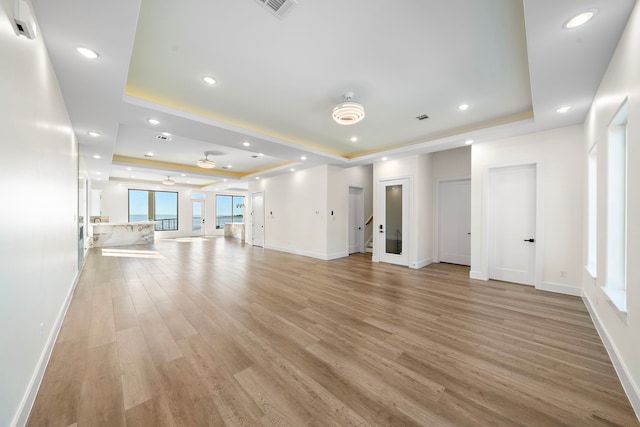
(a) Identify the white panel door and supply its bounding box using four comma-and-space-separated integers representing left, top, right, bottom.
438, 179, 471, 265
489, 164, 536, 285
348, 187, 364, 254
378, 178, 409, 266
252, 192, 264, 247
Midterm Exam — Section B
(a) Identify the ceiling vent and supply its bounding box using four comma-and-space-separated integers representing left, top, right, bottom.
255, 0, 298, 19
155, 134, 172, 141
416, 114, 429, 121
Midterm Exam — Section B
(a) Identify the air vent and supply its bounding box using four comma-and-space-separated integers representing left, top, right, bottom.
416, 114, 429, 121
255, 0, 298, 19
251, 155, 259, 159
155, 134, 172, 141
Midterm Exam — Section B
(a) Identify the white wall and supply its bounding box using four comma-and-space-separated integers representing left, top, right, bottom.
373, 155, 434, 268
245, 164, 373, 260
0, 1, 79, 425
470, 125, 584, 295
582, 0, 640, 416
431, 146, 471, 180
247, 165, 329, 258
92, 181, 246, 239
327, 165, 373, 258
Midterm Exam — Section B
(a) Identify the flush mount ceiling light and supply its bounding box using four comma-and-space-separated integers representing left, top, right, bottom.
162, 176, 175, 186
556, 106, 572, 113
458, 104, 470, 111
565, 9, 597, 29
242, 141, 251, 147
332, 92, 365, 125
203, 76, 217, 85
147, 118, 160, 125
87, 131, 100, 137
197, 152, 216, 169
76, 47, 99, 59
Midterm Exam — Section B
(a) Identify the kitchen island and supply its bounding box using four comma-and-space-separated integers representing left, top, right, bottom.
90, 222, 156, 248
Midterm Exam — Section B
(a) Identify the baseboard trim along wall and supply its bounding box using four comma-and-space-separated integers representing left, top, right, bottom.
265, 244, 346, 261
13, 261, 85, 427
411, 258, 433, 269
469, 270, 487, 280
583, 293, 640, 422
539, 281, 582, 297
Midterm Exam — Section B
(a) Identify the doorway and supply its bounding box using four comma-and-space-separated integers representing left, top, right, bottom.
192, 200, 205, 236
348, 187, 365, 254
437, 178, 471, 266
252, 192, 265, 247
377, 178, 410, 266
488, 164, 537, 285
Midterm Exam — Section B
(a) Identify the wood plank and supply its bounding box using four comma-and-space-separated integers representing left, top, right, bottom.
26, 239, 639, 427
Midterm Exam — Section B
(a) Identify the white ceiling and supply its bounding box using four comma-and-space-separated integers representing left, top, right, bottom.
29, 0, 637, 190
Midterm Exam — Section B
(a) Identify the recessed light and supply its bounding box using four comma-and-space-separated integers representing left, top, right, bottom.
76, 47, 99, 59
301, 156, 307, 160
382, 157, 388, 161
290, 168, 295, 172
256, 177, 260, 180
458, 104, 469, 111
126, 167, 132, 171
556, 106, 572, 113
565, 9, 597, 29
88, 131, 100, 137
465, 139, 474, 145
350, 136, 358, 142
203, 76, 217, 85
227, 164, 232, 168
181, 173, 186, 177
161, 131, 171, 137
147, 118, 160, 125
92, 154, 101, 159
223, 179, 227, 182
145, 152, 154, 157
258, 153, 264, 157
243, 141, 251, 147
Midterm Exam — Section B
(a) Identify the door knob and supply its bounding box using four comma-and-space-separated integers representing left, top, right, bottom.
523, 238, 535, 242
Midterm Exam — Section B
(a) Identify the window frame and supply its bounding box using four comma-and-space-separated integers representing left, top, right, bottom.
128, 189, 179, 231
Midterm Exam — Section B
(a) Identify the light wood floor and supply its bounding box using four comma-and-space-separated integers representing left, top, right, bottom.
28, 237, 639, 426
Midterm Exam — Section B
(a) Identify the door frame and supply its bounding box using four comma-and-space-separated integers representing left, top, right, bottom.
347, 186, 365, 254
434, 176, 471, 264
191, 198, 205, 236
482, 161, 544, 288
251, 191, 265, 247
375, 176, 411, 266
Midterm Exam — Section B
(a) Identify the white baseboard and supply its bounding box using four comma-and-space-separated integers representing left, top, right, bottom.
538, 281, 582, 297
327, 251, 348, 260
411, 257, 433, 269
265, 244, 332, 261
582, 293, 640, 422
469, 270, 487, 280
13, 259, 85, 427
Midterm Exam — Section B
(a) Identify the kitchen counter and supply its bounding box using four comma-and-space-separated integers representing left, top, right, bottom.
91, 222, 155, 247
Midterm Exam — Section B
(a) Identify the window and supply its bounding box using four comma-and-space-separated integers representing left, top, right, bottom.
586, 144, 597, 277
128, 189, 178, 231
216, 195, 245, 229
604, 101, 627, 313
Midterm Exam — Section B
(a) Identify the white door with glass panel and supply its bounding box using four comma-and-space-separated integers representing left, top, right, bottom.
192, 200, 205, 236
377, 178, 409, 266
489, 164, 536, 285
252, 192, 265, 247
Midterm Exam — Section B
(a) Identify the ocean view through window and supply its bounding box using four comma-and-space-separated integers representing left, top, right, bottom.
129, 189, 178, 231
216, 195, 245, 229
